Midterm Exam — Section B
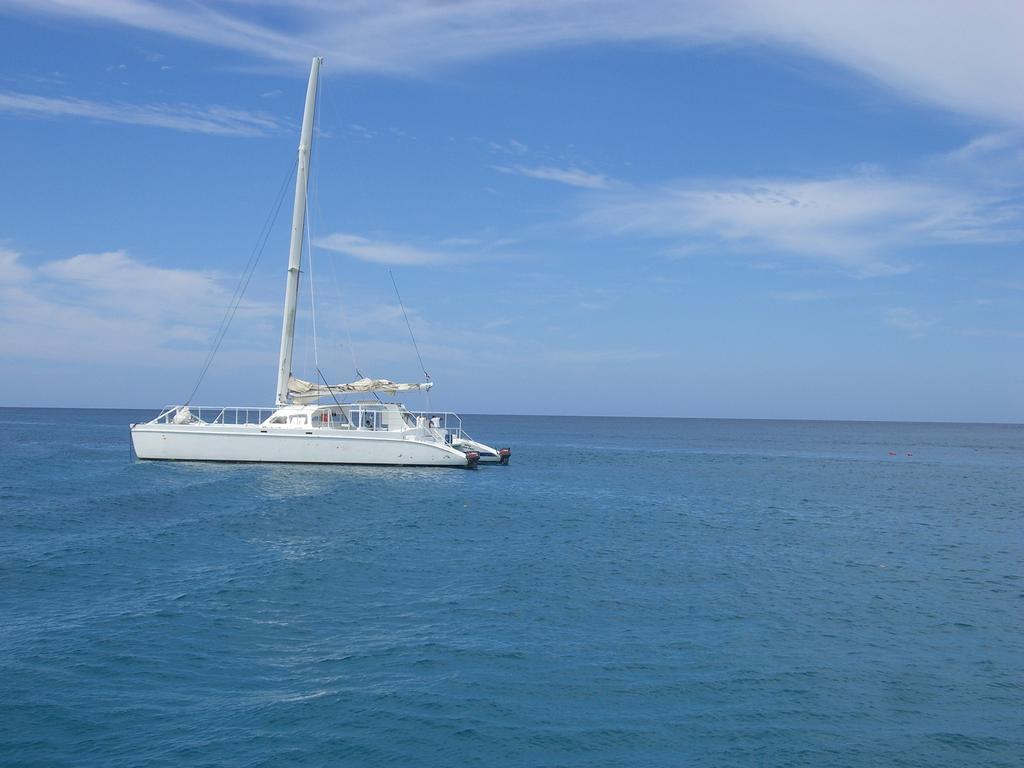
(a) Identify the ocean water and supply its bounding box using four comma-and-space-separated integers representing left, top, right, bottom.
1, 408, 1022, 767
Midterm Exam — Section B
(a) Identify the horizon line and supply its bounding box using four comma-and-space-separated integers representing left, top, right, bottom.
0, 406, 1020, 428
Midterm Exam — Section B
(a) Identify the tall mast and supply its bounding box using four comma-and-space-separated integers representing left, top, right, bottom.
276, 56, 323, 406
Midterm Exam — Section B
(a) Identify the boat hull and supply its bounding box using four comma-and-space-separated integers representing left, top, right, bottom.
130, 423, 472, 467
451, 437, 507, 464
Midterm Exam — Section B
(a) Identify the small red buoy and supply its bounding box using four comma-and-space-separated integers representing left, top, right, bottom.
888, 451, 897, 456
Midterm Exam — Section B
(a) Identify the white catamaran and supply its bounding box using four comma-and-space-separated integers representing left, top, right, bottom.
131, 57, 509, 469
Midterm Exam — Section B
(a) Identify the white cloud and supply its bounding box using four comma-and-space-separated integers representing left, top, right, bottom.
487, 139, 530, 155
40, 250, 226, 316
315, 233, 493, 266
0, 91, 285, 136
772, 291, 828, 302
494, 164, 611, 190
944, 132, 1023, 164
742, 1, 1024, 127
547, 347, 667, 364
0, 243, 671, 405
7, 1, 1024, 125
303, 294, 665, 376
0, 248, 274, 364
6, 0, 304, 64
936, 131, 1024, 190
883, 307, 936, 336
0, 247, 31, 283
581, 169, 1024, 277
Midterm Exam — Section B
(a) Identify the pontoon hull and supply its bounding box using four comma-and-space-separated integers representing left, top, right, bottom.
451, 437, 507, 464
131, 424, 472, 466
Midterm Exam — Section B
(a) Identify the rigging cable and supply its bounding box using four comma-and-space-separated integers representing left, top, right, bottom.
306, 70, 373, 402
185, 157, 297, 405
389, 268, 430, 410
332, 264, 362, 381
389, 269, 430, 382
316, 76, 362, 381
316, 366, 347, 414
305, 200, 319, 369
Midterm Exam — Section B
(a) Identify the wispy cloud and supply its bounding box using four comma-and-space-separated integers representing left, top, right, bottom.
936, 130, 1024, 189
347, 123, 375, 139
944, 132, 1023, 164
439, 237, 482, 247
315, 234, 457, 266
315, 232, 513, 266
39, 251, 224, 314
7, 0, 305, 64
546, 347, 668, 364
6, 1, 1024, 125
0, 243, 671, 403
0, 248, 275, 364
0, 91, 285, 136
581, 168, 1024, 277
772, 290, 828, 302
494, 164, 612, 190
305, 294, 666, 375
883, 307, 936, 337
0, 247, 31, 283
487, 139, 530, 155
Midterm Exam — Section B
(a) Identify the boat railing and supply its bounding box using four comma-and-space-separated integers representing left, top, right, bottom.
409, 410, 465, 441
151, 404, 467, 440
153, 405, 278, 426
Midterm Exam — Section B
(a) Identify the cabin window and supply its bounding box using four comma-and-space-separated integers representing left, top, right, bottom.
359, 411, 381, 430
288, 415, 307, 426
271, 416, 287, 424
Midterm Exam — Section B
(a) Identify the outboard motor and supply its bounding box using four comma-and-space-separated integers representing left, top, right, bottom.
498, 448, 512, 465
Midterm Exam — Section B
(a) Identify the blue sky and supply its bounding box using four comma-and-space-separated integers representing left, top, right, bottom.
1, 1, 1022, 421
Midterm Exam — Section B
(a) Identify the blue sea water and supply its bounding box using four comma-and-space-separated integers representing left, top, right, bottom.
0, 408, 1022, 767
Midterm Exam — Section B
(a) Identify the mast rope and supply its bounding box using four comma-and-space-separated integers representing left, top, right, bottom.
316, 366, 347, 413
389, 269, 430, 410
317, 75, 362, 382
305, 200, 319, 369
389, 269, 430, 382
185, 157, 297, 405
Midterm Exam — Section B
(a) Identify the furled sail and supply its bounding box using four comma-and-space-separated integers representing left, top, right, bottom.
288, 376, 433, 402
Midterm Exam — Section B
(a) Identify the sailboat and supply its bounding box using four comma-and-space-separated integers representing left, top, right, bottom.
130, 57, 509, 469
